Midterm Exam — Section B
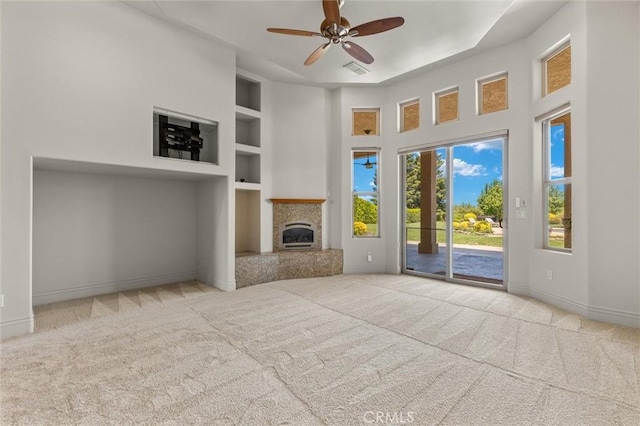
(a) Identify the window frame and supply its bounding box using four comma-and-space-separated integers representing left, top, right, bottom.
542, 107, 572, 252
434, 87, 459, 125
352, 148, 381, 238
399, 98, 420, 133
477, 72, 508, 115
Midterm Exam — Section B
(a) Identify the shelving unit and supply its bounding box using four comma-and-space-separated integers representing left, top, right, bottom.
236, 75, 261, 111
235, 72, 264, 256
235, 74, 261, 185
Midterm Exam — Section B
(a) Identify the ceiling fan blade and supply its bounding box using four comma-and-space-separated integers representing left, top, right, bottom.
267, 28, 322, 37
304, 42, 331, 66
322, 0, 341, 25
349, 17, 405, 37
342, 41, 374, 64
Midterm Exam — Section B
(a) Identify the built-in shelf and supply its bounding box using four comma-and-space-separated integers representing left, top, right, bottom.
235, 143, 261, 156
235, 181, 261, 191
235, 112, 261, 148
235, 106, 261, 120
235, 189, 261, 254
235, 71, 264, 261
236, 75, 261, 112
235, 151, 260, 185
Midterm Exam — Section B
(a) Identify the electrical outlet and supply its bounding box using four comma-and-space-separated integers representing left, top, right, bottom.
367, 252, 373, 262
546, 270, 553, 280
0, 294, 4, 308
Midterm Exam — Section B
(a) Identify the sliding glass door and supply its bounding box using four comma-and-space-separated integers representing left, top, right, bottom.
402, 136, 506, 288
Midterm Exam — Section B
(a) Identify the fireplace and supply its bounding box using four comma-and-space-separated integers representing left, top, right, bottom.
279, 222, 317, 250
271, 198, 324, 251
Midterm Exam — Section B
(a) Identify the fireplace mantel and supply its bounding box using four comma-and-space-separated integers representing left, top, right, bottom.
270, 198, 326, 204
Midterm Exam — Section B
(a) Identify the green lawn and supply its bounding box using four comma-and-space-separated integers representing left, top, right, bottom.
363, 222, 566, 249
405, 222, 503, 248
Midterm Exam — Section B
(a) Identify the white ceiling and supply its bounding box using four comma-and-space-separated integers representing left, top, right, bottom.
125, 0, 567, 87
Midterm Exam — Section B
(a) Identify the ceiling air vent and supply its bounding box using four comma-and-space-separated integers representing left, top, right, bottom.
343, 61, 370, 76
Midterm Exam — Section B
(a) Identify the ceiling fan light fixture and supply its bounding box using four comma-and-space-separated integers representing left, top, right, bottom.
343, 61, 369, 75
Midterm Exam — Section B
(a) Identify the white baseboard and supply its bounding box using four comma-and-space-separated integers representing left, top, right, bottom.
196, 272, 235, 292
585, 304, 640, 328
344, 264, 387, 274
506, 282, 531, 296
510, 285, 639, 328
1, 315, 34, 340
32, 271, 197, 305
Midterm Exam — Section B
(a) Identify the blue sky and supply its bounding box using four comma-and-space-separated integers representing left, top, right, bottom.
353, 152, 378, 194
354, 130, 564, 206
447, 140, 503, 205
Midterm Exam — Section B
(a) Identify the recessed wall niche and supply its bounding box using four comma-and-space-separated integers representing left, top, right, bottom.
153, 108, 219, 165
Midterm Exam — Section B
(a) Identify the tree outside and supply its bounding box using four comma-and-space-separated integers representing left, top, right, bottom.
405, 152, 446, 220
477, 179, 503, 226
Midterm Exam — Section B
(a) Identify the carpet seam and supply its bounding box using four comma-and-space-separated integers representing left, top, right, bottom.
266, 284, 640, 412
364, 280, 640, 347
184, 304, 329, 425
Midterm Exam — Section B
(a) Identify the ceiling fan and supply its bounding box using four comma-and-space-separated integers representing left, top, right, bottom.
267, 0, 405, 66
354, 154, 377, 169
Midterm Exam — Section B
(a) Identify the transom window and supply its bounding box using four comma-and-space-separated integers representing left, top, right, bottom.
352, 108, 380, 136
478, 73, 508, 115
352, 149, 380, 237
400, 99, 419, 133
543, 42, 571, 96
434, 88, 459, 124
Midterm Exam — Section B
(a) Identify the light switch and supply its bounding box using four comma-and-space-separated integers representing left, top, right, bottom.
515, 197, 521, 208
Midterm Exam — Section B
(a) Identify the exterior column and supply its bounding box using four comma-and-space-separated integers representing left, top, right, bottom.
418, 151, 438, 254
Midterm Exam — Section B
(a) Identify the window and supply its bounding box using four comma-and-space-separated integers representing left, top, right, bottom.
542, 109, 572, 250
543, 42, 571, 96
400, 99, 419, 132
478, 73, 508, 115
352, 108, 380, 136
352, 149, 380, 237
435, 88, 459, 124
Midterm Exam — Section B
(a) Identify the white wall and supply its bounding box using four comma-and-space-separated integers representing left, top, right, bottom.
196, 177, 234, 291
585, 1, 639, 326
1, 1, 236, 337
272, 82, 329, 198
271, 82, 331, 247
526, 2, 590, 315
32, 170, 198, 304
335, 87, 390, 273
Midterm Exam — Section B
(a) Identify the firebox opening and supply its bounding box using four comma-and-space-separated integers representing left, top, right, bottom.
280, 222, 316, 249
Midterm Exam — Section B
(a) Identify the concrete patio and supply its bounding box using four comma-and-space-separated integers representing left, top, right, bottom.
405, 242, 504, 283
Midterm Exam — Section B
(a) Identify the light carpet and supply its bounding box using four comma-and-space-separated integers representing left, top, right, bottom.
2, 274, 639, 425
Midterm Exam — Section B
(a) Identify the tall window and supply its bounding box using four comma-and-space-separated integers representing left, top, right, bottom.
352, 108, 380, 136
352, 149, 380, 237
434, 88, 459, 124
478, 73, 508, 115
543, 42, 571, 96
543, 109, 572, 250
400, 99, 419, 132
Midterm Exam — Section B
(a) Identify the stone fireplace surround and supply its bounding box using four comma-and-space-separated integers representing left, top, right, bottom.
272, 198, 323, 250
235, 198, 343, 289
